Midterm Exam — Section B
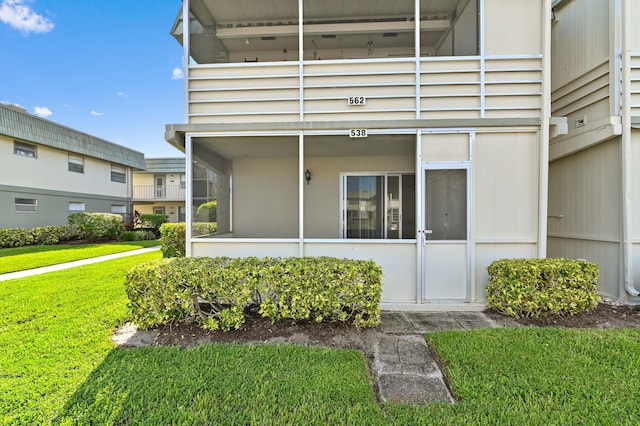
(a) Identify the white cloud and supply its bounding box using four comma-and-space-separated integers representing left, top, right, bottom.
172, 67, 184, 80
0, 0, 54, 34
33, 106, 52, 117
90, 110, 103, 117
117, 91, 128, 98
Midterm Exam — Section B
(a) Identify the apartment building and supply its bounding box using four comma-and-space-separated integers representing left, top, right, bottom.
132, 157, 216, 223
548, 0, 640, 302
165, 0, 559, 308
0, 103, 145, 228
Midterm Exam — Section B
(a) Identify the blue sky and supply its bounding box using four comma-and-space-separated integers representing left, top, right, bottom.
1, 0, 185, 158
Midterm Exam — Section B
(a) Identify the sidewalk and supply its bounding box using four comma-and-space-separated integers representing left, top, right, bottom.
0, 246, 160, 282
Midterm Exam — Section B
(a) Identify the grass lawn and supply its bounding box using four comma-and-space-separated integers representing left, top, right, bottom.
0, 240, 159, 274
2, 250, 639, 424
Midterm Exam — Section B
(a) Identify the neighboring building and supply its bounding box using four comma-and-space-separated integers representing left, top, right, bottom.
548, 0, 640, 302
133, 158, 187, 222
0, 103, 145, 228
166, 0, 561, 308
132, 157, 217, 223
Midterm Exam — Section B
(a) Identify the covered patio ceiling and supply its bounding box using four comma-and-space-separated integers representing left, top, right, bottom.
193, 134, 415, 160
172, 0, 471, 58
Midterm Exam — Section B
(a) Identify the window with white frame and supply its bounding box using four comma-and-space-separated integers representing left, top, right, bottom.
180, 174, 186, 189
15, 198, 37, 213
111, 204, 126, 219
68, 202, 85, 213
111, 204, 126, 214
68, 154, 84, 173
153, 206, 166, 215
14, 141, 37, 158
341, 173, 415, 239
111, 165, 126, 183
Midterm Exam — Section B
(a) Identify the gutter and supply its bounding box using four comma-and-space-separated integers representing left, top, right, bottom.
621, 0, 639, 297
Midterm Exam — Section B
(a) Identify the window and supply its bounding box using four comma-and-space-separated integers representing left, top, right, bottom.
180, 174, 186, 189
111, 204, 126, 219
341, 173, 415, 239
111, 205, 126, 214
68, 154, 84, 173
111, 165, 126, 183
68, 202, 85, 213
153, 206, 166, 215
14, 141, 37, 158
15, 198, 37, 213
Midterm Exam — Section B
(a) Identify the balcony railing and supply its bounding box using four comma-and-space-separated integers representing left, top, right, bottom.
187, 55, 543, 124
133, 185, 185, 201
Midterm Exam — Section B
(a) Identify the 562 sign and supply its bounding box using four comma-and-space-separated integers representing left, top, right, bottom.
347, 96, 367, 105
349, 129, 368, 138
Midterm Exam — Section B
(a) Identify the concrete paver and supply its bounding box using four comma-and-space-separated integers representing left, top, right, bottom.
373, 310, 509, 405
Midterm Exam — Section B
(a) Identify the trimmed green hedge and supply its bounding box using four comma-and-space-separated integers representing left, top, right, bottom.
68, 212, 124, 241
125, 256, 382, 330
0, 225, 82, 248
486, 258, 600, 318
159, 222, 217, 258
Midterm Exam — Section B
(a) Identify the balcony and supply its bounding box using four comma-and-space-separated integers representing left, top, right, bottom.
133, 185, 185, 201
187, 55, 543, 124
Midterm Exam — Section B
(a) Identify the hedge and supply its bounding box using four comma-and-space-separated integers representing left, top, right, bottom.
486, 258, 600, 318
125, 256, 382, 330
68, 212, 124, 241
0, 225, 82, 248
159, 222, 217, 258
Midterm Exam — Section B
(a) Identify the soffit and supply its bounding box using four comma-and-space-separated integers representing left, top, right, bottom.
195, 134, 414, 160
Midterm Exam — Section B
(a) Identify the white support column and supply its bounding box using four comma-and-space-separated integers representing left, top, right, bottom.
416, 130, 423, 303
537, 0, 552, 259
185, 134, 193, 257
299, 132, 305, 257
479, 0, 486, 117
415, 0, 421, 118
298, 0, 304, 120
182, 0, 190, 123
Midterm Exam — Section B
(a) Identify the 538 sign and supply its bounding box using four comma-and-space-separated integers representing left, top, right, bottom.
349, 129, 368, 138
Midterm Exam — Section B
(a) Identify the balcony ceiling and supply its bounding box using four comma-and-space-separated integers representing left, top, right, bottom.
175, 0, 469, 57
196, 134, 415, 160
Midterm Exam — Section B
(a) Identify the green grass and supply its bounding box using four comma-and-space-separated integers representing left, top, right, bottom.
0, 240, 159, 274
2, 252, 640, 424
0, 251, 160, 425
386, 328, 640, 425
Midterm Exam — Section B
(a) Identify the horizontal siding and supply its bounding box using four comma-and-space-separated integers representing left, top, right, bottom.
551, 60, 610, 117
187, 56, 543, 124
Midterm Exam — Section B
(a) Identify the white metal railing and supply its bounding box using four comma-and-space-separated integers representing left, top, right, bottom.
133, 185, 185, 200
187, 55, 543, 123
630, 53, 640, 117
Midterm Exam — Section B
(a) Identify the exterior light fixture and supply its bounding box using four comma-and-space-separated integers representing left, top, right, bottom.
305, 169, 311, 185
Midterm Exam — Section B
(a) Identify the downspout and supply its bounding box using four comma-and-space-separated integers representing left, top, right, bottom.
538, 0, 552, 258
621, 0, 639, 296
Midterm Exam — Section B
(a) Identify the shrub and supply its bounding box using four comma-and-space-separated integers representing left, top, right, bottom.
125, 256, 382, 331
120, 230, 157, 242
139, 214, 168, 230
0, 225, 82, 248
159, 222, 217, 258
159, 222, 186, 257
486, 258, 600, 319
196, 201, 217, 222
68, 212, 123, 241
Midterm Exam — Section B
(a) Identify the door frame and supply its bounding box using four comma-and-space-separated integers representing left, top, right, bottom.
418, 161, 473, 302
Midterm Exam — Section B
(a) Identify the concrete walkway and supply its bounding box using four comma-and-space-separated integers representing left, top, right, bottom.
0, 246, 160, 282
373, 311, 518, 404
